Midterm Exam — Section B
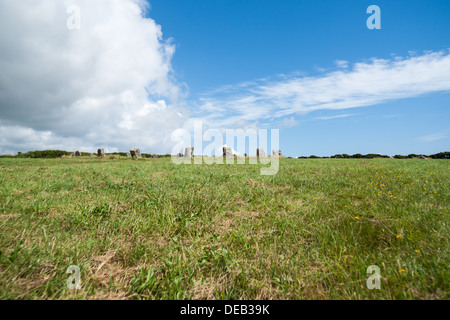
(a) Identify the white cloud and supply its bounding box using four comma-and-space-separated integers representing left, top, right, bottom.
314, 113, 357, 121
0, 0, 186, 154
194, 50, 450, 128
335, 60, 349, 69
277, 116, 299, 128
416, 133, 448, 143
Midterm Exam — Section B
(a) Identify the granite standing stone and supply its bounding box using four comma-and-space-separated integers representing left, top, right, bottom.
130, 148, 142, 159
257, 148, 266, 157
223, 147, 233, 158
185, 147, 194, 158
98, 148, 105, 158
272, 149, 282, 157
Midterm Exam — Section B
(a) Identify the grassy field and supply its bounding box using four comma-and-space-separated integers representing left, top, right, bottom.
0, 157, 448, 300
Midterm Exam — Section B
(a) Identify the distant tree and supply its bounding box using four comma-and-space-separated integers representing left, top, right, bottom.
363, 154, 388, 159
143, 154, 154, 158
19, 150, 71, 158
430, 152, 450, 159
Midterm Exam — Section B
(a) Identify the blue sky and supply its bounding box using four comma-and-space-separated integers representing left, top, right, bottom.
147, 0, 450, 157
0, 1, 449, 156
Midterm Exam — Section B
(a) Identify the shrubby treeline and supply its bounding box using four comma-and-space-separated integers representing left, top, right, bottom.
14, 150, 71, 158
297, 152, 449, 159
0, 150, 172, 158
0, 150, 448, 159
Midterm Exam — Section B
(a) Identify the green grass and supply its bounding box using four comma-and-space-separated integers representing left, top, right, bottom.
0, 157, 448, 299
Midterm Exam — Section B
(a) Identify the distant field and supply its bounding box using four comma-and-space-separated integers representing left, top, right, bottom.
0, 157, 448, 299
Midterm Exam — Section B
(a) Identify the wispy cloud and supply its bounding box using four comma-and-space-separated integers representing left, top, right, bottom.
382, 114, 402, 119
335, 60, 349, 69
314, 113, 357, 121
194, 50, 450, 128
277, 116, 299, 128
416, 133, 448, 142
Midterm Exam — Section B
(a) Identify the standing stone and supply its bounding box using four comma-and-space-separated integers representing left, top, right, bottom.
127, 152, 132, 158
185, 147, 194, 158
272, 149, 282, 157
419, 155, 427, 160
89, 153, 94, 157
70, 152, 75, 157
75, 151, 82, 157
257, 148, 266, 157
152, 154, 158, 159
244, 153, 248, 157
222, 147, 233, 158
130, 148, 142, 159
98, 148, 105, 158
178, 153, 183, 158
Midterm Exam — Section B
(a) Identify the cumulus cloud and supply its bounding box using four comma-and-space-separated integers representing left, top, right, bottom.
194, 50, 450, 128
0, 0, 186, 154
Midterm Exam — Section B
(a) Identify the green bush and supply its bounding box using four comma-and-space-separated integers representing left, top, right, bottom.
17, 150, 71, 158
